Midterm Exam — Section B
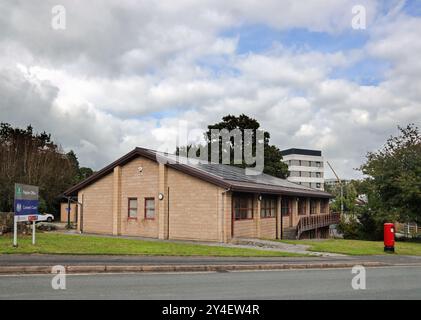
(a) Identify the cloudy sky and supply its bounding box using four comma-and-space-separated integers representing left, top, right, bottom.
1, 0, 420, 179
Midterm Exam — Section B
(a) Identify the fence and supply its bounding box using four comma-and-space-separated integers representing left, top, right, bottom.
395, 222, 421, 238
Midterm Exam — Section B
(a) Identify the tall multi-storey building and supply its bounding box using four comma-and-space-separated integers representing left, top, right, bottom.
280, 148, 325, 190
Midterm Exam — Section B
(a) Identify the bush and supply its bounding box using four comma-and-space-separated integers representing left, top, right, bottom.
0, 212, 32, 235
36, 223, 57, 232
337, 214, 361, 239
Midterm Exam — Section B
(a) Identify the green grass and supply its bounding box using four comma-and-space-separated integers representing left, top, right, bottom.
0, 233, 303, 257
278, 239, 421, 256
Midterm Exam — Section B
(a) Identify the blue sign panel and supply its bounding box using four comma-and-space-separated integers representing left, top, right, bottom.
14, 199, 39, 216
14, 183, 39, 216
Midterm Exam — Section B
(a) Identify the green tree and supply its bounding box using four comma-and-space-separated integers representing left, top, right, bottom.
66, 150, 94, 183
360, 124, 421, 223
0, 123, 93, 216
325, 181, 359, 214
177, 114, 289, 178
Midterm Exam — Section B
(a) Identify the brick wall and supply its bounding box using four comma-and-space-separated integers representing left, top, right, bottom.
233, 219, 256, 238
119, 157, 159, 238
79, 173, 113, 234
60, 203, 77, 222
260, 217, 277, 238
167, 167, 220, 241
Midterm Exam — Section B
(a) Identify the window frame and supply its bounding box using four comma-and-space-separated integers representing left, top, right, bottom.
260, 197, 276, 218
233, 195, 254, 220
321, 199, 329, 213
281, 197, 292, 216
144, 197, 156, 220
128, 197, 138, 219
310, 199, 317, 215
298, 198, 307, 216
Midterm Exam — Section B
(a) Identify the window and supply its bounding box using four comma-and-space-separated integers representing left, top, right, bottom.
316, 172, 322, 178
321, 199, 329, 213
301, 160, 310, 167
289, 171, 300, 177
261, 197, 276, 218
301, 171, 310, 177
128, 198, 138, 218
291, 160, 300, 166
316, 161, 322, 167
316, 183, 321, 189
310, 199, 317, 215
144, 198, 155, 219
233, 196, 253, 220
281, 197, 291, 216
298, 198, 307, 215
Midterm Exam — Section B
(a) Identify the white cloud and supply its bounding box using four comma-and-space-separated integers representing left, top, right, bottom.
0, 0, 420, 181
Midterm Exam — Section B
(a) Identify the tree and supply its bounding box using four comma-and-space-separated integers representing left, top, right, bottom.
360, 124, 421, 223
177, 114, 289, 178
66, 150, 94, 183
326, 181, 358, 214
0, 123, 92, 216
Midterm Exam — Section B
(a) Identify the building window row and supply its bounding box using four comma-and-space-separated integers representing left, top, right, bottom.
288, 160, 323, 168
128, 197, 155, 220
297, 182, 322, 189
233, 196, 277, 220
289, 171, 323, 178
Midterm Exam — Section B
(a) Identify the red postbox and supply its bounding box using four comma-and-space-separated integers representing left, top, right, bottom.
384, 223, 395, 253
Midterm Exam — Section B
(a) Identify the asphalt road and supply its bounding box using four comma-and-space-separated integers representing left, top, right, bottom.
1, 266, 420, 300
2, 254, 421, 266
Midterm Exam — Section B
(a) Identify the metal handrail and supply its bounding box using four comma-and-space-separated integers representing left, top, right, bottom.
296, 213, 340, 239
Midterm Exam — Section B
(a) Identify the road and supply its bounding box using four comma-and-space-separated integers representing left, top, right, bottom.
1, 266, 420, 299
2, 253, 421, 266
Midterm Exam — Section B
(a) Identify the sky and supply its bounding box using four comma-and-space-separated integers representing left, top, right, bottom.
1, 0, 420, 179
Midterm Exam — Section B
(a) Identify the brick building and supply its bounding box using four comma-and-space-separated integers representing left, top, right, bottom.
64, 147, 338, 241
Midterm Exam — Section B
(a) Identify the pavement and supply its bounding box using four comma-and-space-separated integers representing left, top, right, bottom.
2, 232, 421, 274
230, 238, 344, 256
1, 253, 421, 274
1, 266, 420, 299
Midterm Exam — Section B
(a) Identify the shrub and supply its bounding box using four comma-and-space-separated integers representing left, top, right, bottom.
337, 214, 361, 239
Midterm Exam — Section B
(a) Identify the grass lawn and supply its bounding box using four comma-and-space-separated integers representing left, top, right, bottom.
279, 239, 421, 256
0, 233, 303, 257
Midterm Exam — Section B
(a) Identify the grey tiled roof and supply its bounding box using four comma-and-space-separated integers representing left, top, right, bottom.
156, 151, 331, 197
64, 147, 332, 198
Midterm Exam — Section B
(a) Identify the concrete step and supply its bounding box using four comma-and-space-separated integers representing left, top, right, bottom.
282, 227, 297, 240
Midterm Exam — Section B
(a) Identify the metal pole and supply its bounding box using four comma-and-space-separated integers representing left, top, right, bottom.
327, 161, 344, 216
13, 216, 17, 247
67, 197, 71, 229
32, 220, 36, 245
340, 183, 344, 216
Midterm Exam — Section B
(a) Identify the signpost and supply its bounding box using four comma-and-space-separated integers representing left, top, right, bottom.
13, 183, 39, 247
